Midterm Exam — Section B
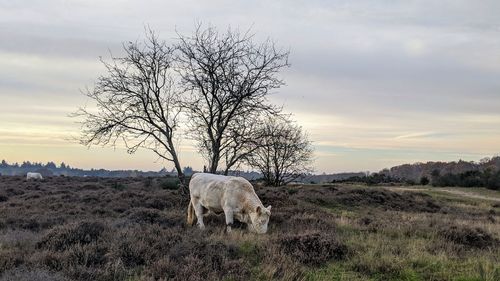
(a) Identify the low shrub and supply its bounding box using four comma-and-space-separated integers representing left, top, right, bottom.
110, 182, 126, 190
160, 178, 180, 190
439, 225, 499, 249
0, 267, 68, 281
143, 177, 153, 188
278, 232, 348, 266
37, 221, 107, 251
123, 208, 182, 227
298, 186, 442, 213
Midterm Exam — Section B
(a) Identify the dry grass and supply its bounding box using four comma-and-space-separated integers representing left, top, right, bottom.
0, 176, 499, 280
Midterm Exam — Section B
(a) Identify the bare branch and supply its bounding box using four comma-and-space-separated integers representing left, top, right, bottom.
175, 25, 290, 173
72, 29, 187, 191
247, 116, 314, 186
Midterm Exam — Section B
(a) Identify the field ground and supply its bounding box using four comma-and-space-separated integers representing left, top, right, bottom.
385, 185, 500, 202
0, 176, 499, 281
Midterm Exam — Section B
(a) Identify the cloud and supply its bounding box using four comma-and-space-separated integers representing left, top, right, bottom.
1, 0, 500, 172
394, 132, 443, 140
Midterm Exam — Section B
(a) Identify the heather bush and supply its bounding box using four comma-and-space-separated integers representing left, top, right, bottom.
439, 224, 499, 249
278, 232, 348, 266
37, 221, 107, 251
0, 267, 68, 281
0, 176, 498, 281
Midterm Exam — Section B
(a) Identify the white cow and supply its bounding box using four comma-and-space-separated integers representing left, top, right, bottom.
187, 173, 272, 234
26, 172, 43, 180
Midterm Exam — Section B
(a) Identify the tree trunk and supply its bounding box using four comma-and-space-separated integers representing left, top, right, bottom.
223, 168, 229, 176
168, 138, 189, 195
177, 172, 189, 195
209, 150, 219, 174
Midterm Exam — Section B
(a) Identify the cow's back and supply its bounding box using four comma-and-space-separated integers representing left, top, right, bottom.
189, 173, 259, 210
189, 173, 229, 194
189, 173, 229, 210
189, 173, 252, 194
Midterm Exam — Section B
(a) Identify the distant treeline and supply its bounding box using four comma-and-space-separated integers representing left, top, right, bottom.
0, 160, 369, 184
0, 160, 171, 177
300, 172, 367, 184
379, 156, 500, 183
334, 157, 500, 190
334, 171, 500, 190
427, 169, 500, 190
332, 173, 415, 186
0, 160, 261, 180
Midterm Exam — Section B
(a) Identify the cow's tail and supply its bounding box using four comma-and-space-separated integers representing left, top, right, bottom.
187, 200, 195, 226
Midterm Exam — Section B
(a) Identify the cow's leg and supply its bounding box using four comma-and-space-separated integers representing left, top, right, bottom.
192, 198, 205, 230
223, 207, 234, 233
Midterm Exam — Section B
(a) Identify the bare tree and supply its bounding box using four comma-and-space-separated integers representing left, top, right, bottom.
220, 111, 266, 175
176, 25, 290, 174
73, 30, 188, 192
248, 116, 313, 186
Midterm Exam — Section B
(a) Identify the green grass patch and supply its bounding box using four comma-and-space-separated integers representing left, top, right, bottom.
239, 240, 261, 266
305, 262, 368, 281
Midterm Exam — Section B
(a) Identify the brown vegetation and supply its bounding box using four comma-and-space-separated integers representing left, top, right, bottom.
438, 224, 499, 249
0, 176, 499, 280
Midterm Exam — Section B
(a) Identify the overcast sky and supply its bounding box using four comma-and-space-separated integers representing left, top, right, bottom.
1, 0, 500, 173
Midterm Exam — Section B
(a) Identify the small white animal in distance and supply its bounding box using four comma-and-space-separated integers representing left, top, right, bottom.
26, 172, 43, 180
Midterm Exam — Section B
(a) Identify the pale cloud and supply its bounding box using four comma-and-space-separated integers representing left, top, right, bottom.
1, 0, 500, 173
404, 38, 426, 56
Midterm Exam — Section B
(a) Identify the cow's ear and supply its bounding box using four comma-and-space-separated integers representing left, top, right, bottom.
256, 206, 262, 214
266, 205, 272, 212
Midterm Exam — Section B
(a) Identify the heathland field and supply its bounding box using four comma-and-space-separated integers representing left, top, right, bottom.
0, 176, 499, 281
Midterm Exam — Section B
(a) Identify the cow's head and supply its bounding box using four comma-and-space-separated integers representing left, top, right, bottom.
249, 205, 272, 234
